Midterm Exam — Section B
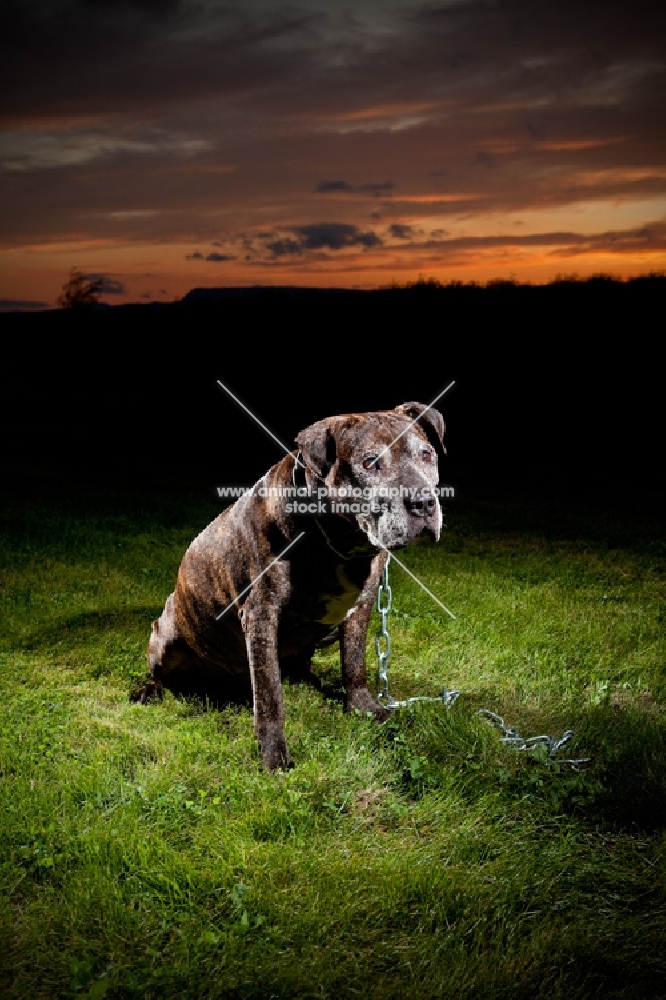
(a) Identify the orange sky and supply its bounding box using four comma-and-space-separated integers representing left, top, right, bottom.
1, 0, 665, 308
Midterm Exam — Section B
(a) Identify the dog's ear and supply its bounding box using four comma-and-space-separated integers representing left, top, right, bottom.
296, 419, 338, 480
394, 401, 447, 468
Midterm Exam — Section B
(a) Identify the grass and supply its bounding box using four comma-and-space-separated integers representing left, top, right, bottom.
1, 478, 664, 998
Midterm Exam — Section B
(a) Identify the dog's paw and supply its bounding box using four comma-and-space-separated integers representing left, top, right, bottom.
257, 723, 291, 771
130, 679, 164, 704
261, 743, 292, 771
347, 687, 392, 722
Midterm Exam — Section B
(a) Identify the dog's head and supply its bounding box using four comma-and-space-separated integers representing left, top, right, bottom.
295, 402, 446, 550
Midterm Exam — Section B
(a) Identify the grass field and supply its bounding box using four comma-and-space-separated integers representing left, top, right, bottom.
1, 478, 664, 998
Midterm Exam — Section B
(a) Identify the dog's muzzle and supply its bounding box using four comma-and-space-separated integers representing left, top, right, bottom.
405, 491, 438, 520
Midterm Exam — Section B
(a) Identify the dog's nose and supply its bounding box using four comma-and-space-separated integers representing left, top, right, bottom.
405, 493, 437, 519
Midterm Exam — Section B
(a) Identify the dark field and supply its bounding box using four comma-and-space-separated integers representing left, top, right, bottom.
1, 279, 664, 997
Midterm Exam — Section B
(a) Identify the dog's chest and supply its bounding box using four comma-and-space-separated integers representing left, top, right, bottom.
316, 563, 362, 625
286, 554, 366, 629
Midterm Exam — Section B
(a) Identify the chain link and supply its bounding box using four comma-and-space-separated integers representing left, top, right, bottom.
477, 710, 592, 769
376, 554, 460, 710
375, 555, 393, 705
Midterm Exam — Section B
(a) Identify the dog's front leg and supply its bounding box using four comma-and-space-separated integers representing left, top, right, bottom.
241, 587, 290, 770
340, 553, 390, 720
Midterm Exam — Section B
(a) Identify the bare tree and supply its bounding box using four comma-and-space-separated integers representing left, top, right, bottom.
58, 269, 104, 308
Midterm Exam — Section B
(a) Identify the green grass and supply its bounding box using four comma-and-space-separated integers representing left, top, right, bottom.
1, 480, 665, 998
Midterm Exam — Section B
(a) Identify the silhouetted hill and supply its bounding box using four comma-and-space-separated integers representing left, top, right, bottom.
2, 276, 664, 507
181, 285, 354, 303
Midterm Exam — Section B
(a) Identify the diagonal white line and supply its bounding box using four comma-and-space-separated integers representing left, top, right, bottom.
215, 532, 306, 620
372, 380, 456, 466
379, 545, 457, 619
216, 379, 304, 467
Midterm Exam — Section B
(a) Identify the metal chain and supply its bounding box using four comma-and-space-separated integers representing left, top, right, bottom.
477, 710, 592, 769
376, 554, 460, 710
374, 559, 589, 770
375, 555, 393, 705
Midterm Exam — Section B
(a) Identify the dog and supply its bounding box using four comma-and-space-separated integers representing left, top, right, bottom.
133, 402, 446, 768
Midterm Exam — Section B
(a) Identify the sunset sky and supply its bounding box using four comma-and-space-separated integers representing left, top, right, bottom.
1, 0, 665, 307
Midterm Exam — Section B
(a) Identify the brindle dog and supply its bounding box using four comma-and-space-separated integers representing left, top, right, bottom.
133, 402, 446, 768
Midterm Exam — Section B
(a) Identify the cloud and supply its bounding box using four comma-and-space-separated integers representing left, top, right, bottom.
296, 223, 381, 250
186, 249, 235, 261
255, 217, 666, 267
549, 220, 666, 257
0, 129, 212, 172
0, 1, 316, 121
265, 238, 302, 257
472, 152, 496, 169
316, 180, 353, 193
357, 182, 394, 197
0, 298, 49, 311
3, 1, 665, 143
420, 220, 666, 256
83, 274, 125, 294
260, 223, 383, 258
262, 223, 383, 256
316, 180, 395, 197
389, 223, 413, 240
346, 219, 666, 271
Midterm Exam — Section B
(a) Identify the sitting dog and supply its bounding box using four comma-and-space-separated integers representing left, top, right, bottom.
133, 402, 446, 768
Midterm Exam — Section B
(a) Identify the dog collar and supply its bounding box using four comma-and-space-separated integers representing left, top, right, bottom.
313, 514, 356, 560
292, 452, 369, 561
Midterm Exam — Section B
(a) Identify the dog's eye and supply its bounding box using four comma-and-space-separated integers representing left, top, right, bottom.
362, 456, 379, 470
421, 450, 432, 463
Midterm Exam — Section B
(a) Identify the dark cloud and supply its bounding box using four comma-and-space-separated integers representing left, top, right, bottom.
316, 180, 353, 193
408, 220, 666, 259
186, 250, 234, 261
263, 223, 382, 257
5, 0, 664, 129
473, 152, 496, 169
0, 1, 316, 121
261, 217, 666, 265
357, 182, 394, 197
266, 238, 302, 257
317, 180, 395, 197
295, 223, 381, 251
550, 220, 666, 257
0, 298, 49, 311
4, 1, 664, 136
83, 273, 125, 293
